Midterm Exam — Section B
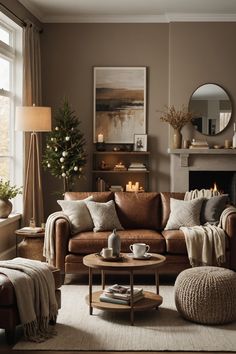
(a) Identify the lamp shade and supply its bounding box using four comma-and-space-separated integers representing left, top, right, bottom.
15, 106, 52, 132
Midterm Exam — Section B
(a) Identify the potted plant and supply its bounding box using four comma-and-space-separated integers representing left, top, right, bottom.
0, 179, 22, 218
159, 105, 193, 148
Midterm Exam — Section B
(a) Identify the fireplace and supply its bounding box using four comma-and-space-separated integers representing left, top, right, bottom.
189, 171, 236, 204
169, 149, 236, 205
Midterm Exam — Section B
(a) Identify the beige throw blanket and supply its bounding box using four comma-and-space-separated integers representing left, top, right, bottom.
0, 258, 58, 341
182, 189, 236, 266
43, 212, 70, 264
184, 189, 220, 200
180, 224, 226, 267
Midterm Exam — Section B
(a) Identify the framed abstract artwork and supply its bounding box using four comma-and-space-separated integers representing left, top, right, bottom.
93, 67, 147, 143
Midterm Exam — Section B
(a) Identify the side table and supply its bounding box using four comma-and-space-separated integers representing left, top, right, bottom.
15, 229, 45, 261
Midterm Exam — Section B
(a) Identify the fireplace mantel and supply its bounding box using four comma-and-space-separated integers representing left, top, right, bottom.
168, 148, 236, 192
168, 148, 236, 167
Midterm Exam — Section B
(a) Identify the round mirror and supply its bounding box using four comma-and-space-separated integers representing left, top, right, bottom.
189, 83, 232, 135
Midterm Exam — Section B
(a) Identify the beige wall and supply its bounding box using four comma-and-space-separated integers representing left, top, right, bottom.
41, 22, 236, 217
41, 23, 170, 216
169, 22, 236, 143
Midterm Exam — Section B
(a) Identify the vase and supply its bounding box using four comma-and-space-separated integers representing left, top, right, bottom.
173, 129, 182, 149
108, 229, 121, 257
0, 198, 12, 218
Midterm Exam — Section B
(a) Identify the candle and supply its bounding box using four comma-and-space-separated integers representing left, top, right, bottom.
98, 133, 104, 143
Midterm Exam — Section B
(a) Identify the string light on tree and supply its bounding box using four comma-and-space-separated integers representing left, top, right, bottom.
43, 98, 86, 193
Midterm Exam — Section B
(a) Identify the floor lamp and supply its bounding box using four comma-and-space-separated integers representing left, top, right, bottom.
15, 105, 51, 226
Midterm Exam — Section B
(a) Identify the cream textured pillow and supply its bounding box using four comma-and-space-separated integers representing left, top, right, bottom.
165, 197, 203, 230
57, 196, 93, 234
86, 200, 124, 232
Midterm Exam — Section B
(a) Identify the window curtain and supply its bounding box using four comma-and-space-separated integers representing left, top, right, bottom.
22, 22, 44, 227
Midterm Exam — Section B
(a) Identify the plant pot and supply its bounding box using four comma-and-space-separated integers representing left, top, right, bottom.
0, 198, 12, 218
173, 129, 182, 149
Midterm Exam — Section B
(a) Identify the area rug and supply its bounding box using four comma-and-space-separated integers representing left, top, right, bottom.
14, 285, 236, 351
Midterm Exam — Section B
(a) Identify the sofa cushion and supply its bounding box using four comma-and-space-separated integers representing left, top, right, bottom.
114, 192, 162, 229
86, 200, 123, 232
64, 191, 114, 202
160, 192, 185, 229
68, 229, 166, 254
57, 196, 93, 234
162, 229, 187, 254
201, 194, 229, 224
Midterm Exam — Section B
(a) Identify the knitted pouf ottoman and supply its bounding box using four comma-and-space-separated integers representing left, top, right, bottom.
174, 266, 236, 325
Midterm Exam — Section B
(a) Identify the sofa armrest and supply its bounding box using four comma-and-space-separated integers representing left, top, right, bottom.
223, 212, 236, 271
54, 218, 71, 274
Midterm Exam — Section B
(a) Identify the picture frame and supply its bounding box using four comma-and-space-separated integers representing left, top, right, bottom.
93, 67, 147, 143
134, 134, 147, 152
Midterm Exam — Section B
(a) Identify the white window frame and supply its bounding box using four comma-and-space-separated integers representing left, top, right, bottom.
0, 12, 23, 213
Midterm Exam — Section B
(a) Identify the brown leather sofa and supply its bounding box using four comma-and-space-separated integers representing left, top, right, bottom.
53, 191, 236, 278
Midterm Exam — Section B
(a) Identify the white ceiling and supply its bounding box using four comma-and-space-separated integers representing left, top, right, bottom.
18, 0, 236, 23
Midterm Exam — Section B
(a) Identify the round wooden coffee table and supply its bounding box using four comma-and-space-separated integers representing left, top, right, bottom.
83, 253, 166, 325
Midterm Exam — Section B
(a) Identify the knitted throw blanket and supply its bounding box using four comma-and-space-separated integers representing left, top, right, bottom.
180, 224, 226, 267
182, 190, 235, 267
184, 189, 220, 200
0, 258, 58, 342
43, 211, 70, 264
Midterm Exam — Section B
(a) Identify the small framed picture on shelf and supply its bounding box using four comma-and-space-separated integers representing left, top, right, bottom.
134, 134, 147, 151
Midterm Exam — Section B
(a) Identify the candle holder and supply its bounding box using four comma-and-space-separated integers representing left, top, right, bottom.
96, 142, 106, 151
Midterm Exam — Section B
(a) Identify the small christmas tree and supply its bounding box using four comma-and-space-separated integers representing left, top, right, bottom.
43, 99, 86, 193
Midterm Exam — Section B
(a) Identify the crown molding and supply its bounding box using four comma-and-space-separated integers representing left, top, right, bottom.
17, 1, 236, 24
166, 13, 236, 22
39, 13, 236, 23
41, 14, 167, 23
18, 0, 45, 22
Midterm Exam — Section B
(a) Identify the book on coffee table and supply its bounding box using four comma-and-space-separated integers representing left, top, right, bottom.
100, 284, 144, 304
100, 292, 144, 305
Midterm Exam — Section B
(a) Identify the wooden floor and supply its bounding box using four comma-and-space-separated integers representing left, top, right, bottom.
0, 274, 235, 354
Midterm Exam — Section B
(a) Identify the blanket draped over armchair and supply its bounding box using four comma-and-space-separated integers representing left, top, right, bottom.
0, 258, 58, 342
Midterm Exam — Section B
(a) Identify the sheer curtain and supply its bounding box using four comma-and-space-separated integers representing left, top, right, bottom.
22, 22, 44, 226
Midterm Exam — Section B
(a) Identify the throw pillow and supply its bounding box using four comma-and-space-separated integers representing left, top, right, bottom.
201, 194, 229, 225
57, 196, 93, 234
165, 197, 203, 230
86, 200, 124, 232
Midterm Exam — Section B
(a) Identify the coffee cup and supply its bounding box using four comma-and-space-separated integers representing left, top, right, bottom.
101, 247, 113, 258
129, 243, 150, 258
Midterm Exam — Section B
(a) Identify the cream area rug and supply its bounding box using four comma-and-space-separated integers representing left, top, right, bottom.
14, 285, 236, 351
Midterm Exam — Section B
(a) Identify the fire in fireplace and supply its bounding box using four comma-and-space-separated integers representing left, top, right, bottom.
189, 171, 236, 204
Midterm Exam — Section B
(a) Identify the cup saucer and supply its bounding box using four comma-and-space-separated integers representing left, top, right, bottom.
127, 253, 152, 260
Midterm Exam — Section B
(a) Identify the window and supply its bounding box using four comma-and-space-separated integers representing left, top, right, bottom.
0, 12, 23, 213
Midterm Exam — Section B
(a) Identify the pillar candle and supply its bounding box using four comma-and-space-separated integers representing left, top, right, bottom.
98, 133, 104, 143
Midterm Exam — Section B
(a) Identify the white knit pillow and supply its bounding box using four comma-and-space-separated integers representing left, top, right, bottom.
57, 196, 93, 234
165, 198, 203, 230
86, 200, 123, 232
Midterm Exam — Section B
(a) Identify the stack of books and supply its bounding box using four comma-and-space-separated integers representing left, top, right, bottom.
128, 162, 147, 171
109, 185, 124, 192
189, 139, 209, 149
100, 284, 144, 305
17, 227, 44, 234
